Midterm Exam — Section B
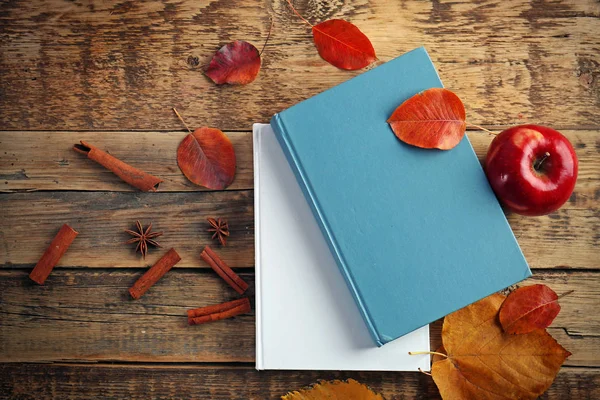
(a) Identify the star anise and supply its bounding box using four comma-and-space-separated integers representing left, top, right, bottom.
125, 220, 163, 259
207, 217, 229, 246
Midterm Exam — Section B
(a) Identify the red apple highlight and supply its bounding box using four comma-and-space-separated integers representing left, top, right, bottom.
485, 125, 578, 216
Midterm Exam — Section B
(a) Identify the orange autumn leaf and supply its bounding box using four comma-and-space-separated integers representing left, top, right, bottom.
388, 88, 466, 150
281, 379, 384, 400
499, 284, 564, 334
177, 127, 236, 190
432, 293, 571, 400
286, 1, 376, 70
204, 40, 261, 85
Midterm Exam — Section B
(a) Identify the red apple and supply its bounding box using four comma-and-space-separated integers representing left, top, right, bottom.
485, 125, 578, 216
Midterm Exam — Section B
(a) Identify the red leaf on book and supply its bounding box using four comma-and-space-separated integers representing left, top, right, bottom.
177, 127, 236, 190
499, 284, 565, 334
387, 88, 466, 150
205, 40, 261, 85
312, 20, 376, 70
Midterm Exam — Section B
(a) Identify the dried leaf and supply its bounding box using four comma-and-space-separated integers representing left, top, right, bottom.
499, 284, 563, 334
387, 88, 466, 150
281, 379, 384, 400
312, 19, 376, 70
177, 127, 236, 190
205, 40, 261, 85
432, 293, 571, 400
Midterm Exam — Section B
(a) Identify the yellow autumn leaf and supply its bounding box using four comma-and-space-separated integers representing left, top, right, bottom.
281, 379, 384, 400
432, 293, 571, 400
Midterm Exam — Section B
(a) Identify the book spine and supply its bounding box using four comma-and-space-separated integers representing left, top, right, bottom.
253, 124, 264, 369
270, 114, 384, 347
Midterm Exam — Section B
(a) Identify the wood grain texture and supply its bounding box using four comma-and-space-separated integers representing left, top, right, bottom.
0, 131, 253, 192
2, 188, 598, 270
0, 269, 255, 363
0, 0, 598, 131
0, 191, 254, 268
1, 130, 598, 193
0, 269, 597, 365
0, 364, 598, 400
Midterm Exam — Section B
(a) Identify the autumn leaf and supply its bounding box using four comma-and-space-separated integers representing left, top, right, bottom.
173, 109, 236, 190
388, 88, 466, 150
281, 379, 384, 400
499, 284, 567, 334
432, 293, 571, 400
204, 19, 273, 85
312, 20, 376, 70
286, 1, 376, 70
204, 40, 261, 85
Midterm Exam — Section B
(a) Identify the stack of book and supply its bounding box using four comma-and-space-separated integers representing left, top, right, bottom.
254, 47, 530, 371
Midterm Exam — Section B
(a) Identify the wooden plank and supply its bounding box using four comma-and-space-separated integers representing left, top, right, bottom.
0, 269, 598, 365
0, 0, 598, 131
0, 191, 254, 268
0, 130, 597, 193
0, 363, 598, 400
1, 130, 598, 269
2, 190, 597, 270
0, 131, 253, 192
0, 269, 256, 363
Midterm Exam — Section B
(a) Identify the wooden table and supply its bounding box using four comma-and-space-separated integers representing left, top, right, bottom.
0, 0, 598, 398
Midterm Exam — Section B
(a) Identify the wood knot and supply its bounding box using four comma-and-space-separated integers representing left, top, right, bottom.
579, 73, 594, 87
187, 56, 200, 68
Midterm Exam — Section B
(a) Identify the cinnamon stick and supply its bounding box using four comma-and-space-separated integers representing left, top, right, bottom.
129, 248, 181, 299
201, 246, 248, 294
73, 140, 162, 192
187, 297, 251, 325
29, 224, 78, 285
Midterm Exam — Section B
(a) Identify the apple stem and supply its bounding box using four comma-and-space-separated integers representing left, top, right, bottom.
409, 351, 448, 358
467, 123, 497, 135
172, 108, 192, 134
535, 152, 551, 171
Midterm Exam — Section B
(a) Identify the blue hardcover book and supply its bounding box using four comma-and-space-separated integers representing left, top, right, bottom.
270, 47, 531, 346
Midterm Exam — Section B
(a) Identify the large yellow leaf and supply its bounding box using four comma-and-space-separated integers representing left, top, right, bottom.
432, 293, 571, 400
281, 379, 384, 400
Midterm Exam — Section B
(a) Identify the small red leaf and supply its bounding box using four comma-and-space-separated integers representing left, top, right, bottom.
499, 284, 562, 334
312, 19, 376, 70
177, 127, 236, 190
205, 40, 261, 85
387, 88, 466, 150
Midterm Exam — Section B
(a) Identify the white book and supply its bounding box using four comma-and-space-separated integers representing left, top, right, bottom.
254, 123, 430, 371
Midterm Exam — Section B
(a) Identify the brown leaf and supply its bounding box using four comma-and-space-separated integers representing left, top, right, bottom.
281, 379, 384, 400
499, 284, 563, 334
177, 127, 236, 190
387, 88, 466, 150
432, 293, 571, 400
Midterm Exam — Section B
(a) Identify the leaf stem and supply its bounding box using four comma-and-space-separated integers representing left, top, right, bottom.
467, 123, 497, 135
259, 16, 274, 57
418, 368, 433, 376
172, 108, 192, 134
285, 0, 313, 27
557, 289, 575, 300
409, 351, 447, 358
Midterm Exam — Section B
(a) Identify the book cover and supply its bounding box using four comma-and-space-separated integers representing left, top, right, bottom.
270, 47, 532, 346
254, 123, 430, 371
